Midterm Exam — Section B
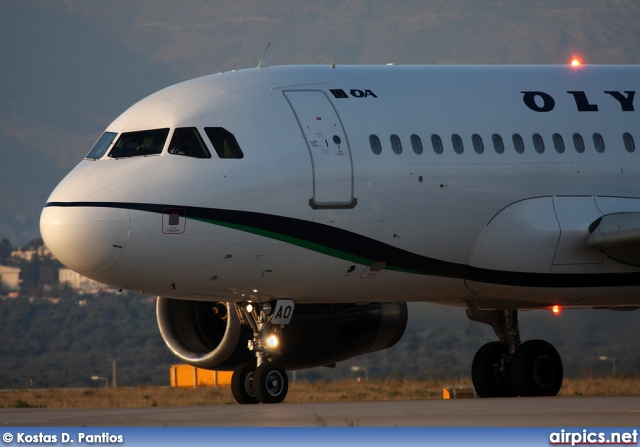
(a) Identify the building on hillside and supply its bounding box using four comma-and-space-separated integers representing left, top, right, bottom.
0, 265, 21, 294
59, 268, 115, 294
11, 245, 53, 262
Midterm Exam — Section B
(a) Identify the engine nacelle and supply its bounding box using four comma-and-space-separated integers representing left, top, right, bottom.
157, 297, 408, 370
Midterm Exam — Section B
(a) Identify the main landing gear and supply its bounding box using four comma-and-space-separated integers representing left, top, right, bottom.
467, 306, 563, 397
231, 300, 294, 404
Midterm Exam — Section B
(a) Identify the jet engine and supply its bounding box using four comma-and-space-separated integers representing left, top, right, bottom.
156, 297, 407, 370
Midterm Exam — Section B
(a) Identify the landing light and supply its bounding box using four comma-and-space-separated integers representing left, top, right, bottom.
552, 305, 561, 315
265, 334, 279, 349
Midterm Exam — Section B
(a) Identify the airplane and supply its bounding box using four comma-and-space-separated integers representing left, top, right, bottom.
40, 61, 640, 404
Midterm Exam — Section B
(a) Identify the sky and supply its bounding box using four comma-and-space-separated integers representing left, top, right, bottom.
1, 0, 639, 245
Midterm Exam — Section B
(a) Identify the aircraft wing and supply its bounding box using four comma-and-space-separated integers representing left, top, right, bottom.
587, 213, 640, 266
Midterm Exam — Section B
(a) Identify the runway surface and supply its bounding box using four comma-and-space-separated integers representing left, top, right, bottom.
1, 396, 639, 427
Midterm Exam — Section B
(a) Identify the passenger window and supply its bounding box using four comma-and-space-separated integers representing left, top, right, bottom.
573, 133, 585, 153
492, 134, 504, 154
410, 134, 423, 155
623, 133, 635, 153
593, 133, 605, 153
512, 133, 525, 154
390, 134, 403, 154
86, 131, 117, 160
472, 134, 484, 154
552, 133, 565, 153
369, 135, 382, 155
168, 128, 211, 159
452, 134, 464, 154
204, 127, 244, 159
109, 128, 169, 158
533, 133, 545, 154
431, 134, 443, 154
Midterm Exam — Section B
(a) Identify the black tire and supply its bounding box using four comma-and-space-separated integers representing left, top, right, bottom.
471, 341, 517, 398
253, 362, 288, 404
231, 362, 259, 404
510, 339, 563, 397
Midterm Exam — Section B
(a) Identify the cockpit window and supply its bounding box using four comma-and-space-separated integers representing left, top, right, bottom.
168, 127, 211, 158
86, 132, 117, 160
108, 128, 169, 158
204, 127, 244, 159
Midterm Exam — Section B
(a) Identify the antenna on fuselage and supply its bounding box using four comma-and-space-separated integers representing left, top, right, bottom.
258, 42, 271, 68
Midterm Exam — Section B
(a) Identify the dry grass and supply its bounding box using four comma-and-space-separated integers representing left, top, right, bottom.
0, 377, 638, 409
558, 376, 640, 397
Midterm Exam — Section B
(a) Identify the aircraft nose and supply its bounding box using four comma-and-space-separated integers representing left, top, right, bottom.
40, 175, 130, 279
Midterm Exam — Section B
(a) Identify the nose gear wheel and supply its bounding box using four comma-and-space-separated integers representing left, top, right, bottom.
254, 362, 288, 404
231, 362, 259, 405
230, 300, 292, 404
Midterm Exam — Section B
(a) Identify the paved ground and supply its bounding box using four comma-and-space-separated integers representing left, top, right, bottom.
1, 396, 639, 427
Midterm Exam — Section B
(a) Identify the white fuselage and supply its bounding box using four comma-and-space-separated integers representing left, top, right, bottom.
40, 65, 640, 309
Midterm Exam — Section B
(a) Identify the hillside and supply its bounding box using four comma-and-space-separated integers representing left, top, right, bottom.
0, 293, 638, 389
0, 293, 172, 388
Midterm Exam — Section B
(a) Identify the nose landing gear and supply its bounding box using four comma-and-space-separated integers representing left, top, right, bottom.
231, 300, 294, 404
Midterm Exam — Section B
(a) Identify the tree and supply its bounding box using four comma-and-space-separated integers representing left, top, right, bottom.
25, 238, 44, 250
0, 273, 7, 295
0, 238, 11, 262
19, 257, 41, 296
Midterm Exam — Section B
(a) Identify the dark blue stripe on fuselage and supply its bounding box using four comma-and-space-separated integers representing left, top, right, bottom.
44, 201, 640, 288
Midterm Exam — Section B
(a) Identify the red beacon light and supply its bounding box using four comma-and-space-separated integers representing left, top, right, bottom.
570, 58, 581, 67
551, 305, 562, 315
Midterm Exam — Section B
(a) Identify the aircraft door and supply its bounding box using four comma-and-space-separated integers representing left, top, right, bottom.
284, 90, 357, 209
